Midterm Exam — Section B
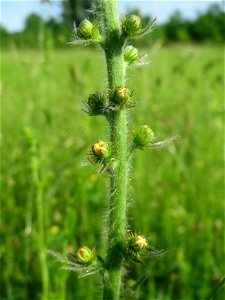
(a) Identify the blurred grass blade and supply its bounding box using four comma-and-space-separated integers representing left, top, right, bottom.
208, 277, 225, 300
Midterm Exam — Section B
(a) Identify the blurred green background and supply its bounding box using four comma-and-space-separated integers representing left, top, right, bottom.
1, 1, 224, 299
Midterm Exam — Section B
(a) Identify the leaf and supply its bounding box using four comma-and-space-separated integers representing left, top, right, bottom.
47, 249, 78, 267
149, 135, 180, 149
63, 264, 101, 278
146, 246, 174, 257
132, 18, 156, 39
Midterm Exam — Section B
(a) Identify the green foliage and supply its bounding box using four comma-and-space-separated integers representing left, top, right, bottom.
190, 4, 225, 42
156, 3, 225, 44
1, 3, 224, 50
0, 25, 10, 48
1, 45, 224, 299
163, 11, 191, 42
61, 0, 92, 26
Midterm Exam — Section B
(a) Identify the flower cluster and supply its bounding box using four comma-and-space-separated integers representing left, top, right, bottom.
49, 7, 177, 294
83, 86, 135, 116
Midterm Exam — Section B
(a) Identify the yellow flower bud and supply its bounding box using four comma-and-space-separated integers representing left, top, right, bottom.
92, 141, 108, 157
89, 141, 112, 165
127, 233, 148, 251
76, 246, 95, 265
133, 235, 148, 250
110, 86, 127, 105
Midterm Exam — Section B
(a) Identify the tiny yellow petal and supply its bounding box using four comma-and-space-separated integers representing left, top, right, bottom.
135, 235, 148, 249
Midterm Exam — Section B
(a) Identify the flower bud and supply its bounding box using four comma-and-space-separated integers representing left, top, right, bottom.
76, 246, 95, 265
110, 86, 127, 105
77, 19, 93, 39
92, 141, 109, 157
90, 141, 112, 165
127, 234, 148, 252
133, 125, 154, 149
122, 14, 141, 36
124, 46, 139, 64
87, 92, 106, 112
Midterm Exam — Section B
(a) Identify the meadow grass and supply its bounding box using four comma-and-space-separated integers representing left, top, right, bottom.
1, 44, 224, 299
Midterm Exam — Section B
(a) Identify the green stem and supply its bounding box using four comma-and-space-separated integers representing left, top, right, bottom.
99, 0, 128, 299
29, 134, 49, 300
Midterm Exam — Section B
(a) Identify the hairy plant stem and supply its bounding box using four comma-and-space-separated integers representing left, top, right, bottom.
100, 0, 128, 299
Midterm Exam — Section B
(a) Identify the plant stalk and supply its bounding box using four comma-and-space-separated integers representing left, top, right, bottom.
29, 134, 49, 300
100, 0, 128, 299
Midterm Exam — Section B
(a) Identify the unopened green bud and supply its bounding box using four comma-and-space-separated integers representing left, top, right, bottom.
133, 125, 154, 149
124, 46, 139, 64
77, 19, 93, 39
87, 92, 106, 111
122, 14, 141, 36
127, 234, 148, 252
76, 246, 95, 265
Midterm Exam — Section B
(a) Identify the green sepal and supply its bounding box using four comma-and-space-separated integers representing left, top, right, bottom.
71, 19, 102, 46
77, 19, 93, 39
124, 233, 148, 264
83, 92, 107, 116
124, 45, 139, 65
133, 125, 154, 150
121, 15, 156, 40
126, 249, 143, 264
121, 14, 142, 37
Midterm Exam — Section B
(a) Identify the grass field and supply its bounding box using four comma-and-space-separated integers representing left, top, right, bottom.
1, 44, 224, 300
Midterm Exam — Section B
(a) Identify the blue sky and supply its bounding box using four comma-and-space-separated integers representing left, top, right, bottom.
0, 0, 223, 32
